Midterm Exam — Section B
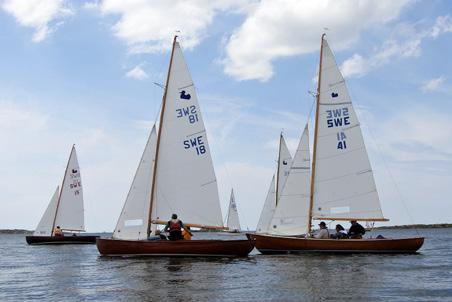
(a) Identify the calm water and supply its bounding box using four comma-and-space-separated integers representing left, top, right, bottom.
1, 228, 451, 301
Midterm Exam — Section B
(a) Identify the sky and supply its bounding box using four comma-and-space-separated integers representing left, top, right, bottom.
1, 0, 451, 232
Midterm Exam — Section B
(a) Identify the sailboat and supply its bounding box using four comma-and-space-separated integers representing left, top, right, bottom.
247, 34, 424, 253
26, 146, 98, 245
96, 36, 254, 257
256, 134, 293, 233
225, 189, 241, 233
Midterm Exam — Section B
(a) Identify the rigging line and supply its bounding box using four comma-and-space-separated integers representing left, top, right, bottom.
347, 89, 421, 237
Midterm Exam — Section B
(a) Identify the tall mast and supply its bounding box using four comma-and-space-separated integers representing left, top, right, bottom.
308, 34, 326, 233
50, 145, 75, 236
147, 36, 178, 237
275, 132, 283, 206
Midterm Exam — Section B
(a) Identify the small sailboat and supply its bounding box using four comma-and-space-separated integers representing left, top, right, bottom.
247, 34, 424, 253
26, 146, 98, 245
225, 189, 241, 233
256, 134, 293, 233
96, 36, 253, 257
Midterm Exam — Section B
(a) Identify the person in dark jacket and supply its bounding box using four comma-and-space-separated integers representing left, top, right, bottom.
163, 214, 184, 241
348, 220, 366, 239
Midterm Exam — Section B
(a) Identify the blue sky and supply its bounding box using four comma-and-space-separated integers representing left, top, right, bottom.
1, 0, 451, 231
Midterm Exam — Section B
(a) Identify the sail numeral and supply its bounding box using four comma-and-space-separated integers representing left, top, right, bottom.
326, 107, 350, 128
337, 131, 347, 150
176, 105, 198, 124
183, 136, 206, 156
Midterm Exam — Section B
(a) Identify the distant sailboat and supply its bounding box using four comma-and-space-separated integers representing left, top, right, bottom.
248, 35, 424, 253
26, 146, 98, 245
225, 189, 241, 233
256, 134, 292, 233
96, 36, 253, 257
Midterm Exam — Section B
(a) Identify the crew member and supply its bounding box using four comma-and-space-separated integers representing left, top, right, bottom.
163, 214, 184, 241
348, 220, 366, 239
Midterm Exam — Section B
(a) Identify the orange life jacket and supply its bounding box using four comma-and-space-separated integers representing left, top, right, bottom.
182, 229, 192, 240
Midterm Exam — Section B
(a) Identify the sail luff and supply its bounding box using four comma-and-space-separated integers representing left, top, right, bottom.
51, 145, 75, 236
275, 133, 282, 206
308, 34, 326, 233
147, 36, 178, 237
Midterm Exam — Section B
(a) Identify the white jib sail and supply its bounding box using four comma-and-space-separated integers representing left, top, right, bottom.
113, 125, 157, 240
256, 174, 276, 233
33, 186, 60, 236
268, 125, 311, 235
54, 146, 85, 231
152, 41, 223, 227
226, 189, 241, 231
312, 38, 385, 221
277, 135, 293, 202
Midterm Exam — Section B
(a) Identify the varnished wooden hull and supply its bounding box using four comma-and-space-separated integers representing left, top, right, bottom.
26, 235, 99, 245
96, 238, 254, 257
247, 233, 424, 254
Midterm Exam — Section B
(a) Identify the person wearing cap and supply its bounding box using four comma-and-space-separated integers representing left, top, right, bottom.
313, 221, 329, 239
163, 214, 185, 241
348, 220, 366, 239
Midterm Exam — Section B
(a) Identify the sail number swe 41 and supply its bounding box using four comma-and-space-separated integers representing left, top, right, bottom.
326, 107, 349, 150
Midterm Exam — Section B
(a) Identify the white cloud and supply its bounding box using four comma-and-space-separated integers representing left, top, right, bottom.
421, 76, 446, 92
222, 0, 410, 81
1, 0, 73, 42
341, 15, 452, 78
125, 65, 149, 80
98, 0, 255, 53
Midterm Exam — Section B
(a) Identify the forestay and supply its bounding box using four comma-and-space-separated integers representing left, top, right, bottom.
33, 186, 59, 236
113, 126, 157, 240
256, 175, 276, 233
54, 146, 85, 231
312, 38, 386, 221
226, 189, 241, 231
277, 135, 293, 202
152, 42, 223, 227
268, 125, 311, 235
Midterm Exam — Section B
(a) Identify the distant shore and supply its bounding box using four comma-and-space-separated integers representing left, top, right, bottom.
374, 223, 452, 230
1, 224, 452, 234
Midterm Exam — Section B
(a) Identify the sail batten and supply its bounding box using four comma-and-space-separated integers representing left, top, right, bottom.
311, 37, 385, 222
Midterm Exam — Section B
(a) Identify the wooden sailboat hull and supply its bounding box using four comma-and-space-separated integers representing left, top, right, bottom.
26, 235, 99, 245
247, 233, 424, 254
96, 238, 254, 257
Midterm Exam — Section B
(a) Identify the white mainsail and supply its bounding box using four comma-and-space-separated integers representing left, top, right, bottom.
277, 134, 293, 202
311, 38, 386, 221
256, 174, 276, 233
33, 186, 59, 236
113, 126, 157, 240
152, 41, 223, 227
226, 189, 241, 231
268, 125, 311, 235
54, 146, 85, 231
